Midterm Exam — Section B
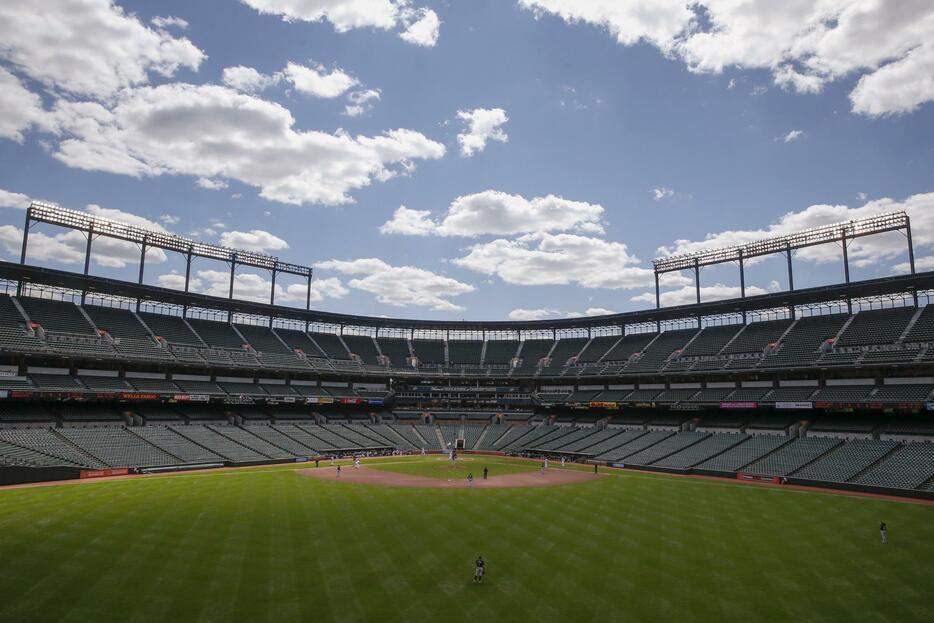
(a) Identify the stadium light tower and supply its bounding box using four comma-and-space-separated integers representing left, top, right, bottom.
20, 202, 313, 323
651, 212, 915, 318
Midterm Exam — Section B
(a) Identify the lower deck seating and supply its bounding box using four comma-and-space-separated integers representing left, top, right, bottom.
743, 437, 842, 476
853, 443, 934, 490
56, 427, 180, 468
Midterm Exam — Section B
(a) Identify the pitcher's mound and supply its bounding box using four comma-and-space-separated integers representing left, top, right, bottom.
297, 466, 606, 489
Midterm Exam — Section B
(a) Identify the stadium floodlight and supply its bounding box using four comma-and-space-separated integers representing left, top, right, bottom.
21, 201, 313, 313
650, 212, 915, 318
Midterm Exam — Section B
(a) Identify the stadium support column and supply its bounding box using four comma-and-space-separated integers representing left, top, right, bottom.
738, 249, 746, 323
183, 247, 193, 319
906, 216, 918, 305
694, 258, 701, 328
305, 273, 312, 311
654, 270, 661, 332
269, 267, 277, 328
842, 228, 852, 314
227, 254, 236, 322
17, 208, 30, 296
81, 223, 94, 304
786, 243, 795, 319
136, 236, 147, 312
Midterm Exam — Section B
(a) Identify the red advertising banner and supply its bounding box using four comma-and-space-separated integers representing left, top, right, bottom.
80, 468, 130, 479
736, 472, 780, 484
118, 392, 160, 401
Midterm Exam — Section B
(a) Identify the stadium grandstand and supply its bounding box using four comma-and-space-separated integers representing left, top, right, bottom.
0, 204, 931, 499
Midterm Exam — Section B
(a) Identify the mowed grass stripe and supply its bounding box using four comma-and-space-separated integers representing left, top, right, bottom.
0, 457, 930, 622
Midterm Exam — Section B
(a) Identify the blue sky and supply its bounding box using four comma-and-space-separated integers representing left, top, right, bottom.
0, 0, 932, 321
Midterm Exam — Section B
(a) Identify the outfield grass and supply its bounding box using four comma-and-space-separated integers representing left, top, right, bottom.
0, 457, 931, 623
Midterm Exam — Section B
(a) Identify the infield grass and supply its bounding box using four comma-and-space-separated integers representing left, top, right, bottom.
0, 456, 931, 623
365, 455, 550, 478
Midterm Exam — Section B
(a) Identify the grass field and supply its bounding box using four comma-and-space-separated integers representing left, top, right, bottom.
0, 456, 931, 623
365, 455, 551, 478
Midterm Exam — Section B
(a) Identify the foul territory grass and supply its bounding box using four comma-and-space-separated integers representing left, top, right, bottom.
0, 457, 931, 623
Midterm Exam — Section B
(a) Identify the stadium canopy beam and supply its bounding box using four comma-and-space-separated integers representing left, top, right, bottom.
5, 260, 934, 333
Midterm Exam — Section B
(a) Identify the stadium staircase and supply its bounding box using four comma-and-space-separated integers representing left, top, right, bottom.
472, 425, 490, 449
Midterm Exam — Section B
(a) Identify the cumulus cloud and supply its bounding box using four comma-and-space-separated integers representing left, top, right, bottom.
241, 0, 440, 46
399, 7, 441, 47
0, 67, 45, 142
344, 88, 381, 117
283, 62, 358, 98
456, 108, 508, 157
316, 258, 474, 311
219, 229, 289, 252
0, 187, 32, 210
379, 190, 605, 237
519, 1, 934, 117
1, 204, 170, 268
157, 269, 348, 304
222, 65, 282, 93
159, 214, 180, 225
631, 284, 769, 307
658, 193, 934, 269
42, 83, 445, 205
379, 205, 436, 235
510, 306, 617, 320
508, 308, 560, 321
453, 232, 690, 290
0, 0, 204, 99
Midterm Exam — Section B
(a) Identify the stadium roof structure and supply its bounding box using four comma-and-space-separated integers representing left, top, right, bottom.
651, 212, 917, 313
3, 260, 933, 334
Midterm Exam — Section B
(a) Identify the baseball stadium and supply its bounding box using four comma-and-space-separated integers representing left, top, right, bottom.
2, 1, 934, 622
0, 203, 932, 622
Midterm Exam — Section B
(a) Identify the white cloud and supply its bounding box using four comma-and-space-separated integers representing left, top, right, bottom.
453, 232, 688, 289
632, 284, 769, 307
159, 214, 180, 225
519, 1, 934, 117
519, 0, 691, 52
151, 15, 189, 30
379, 205, 436, 235
892, 256, 934, 274
219, 229, 289, 252
196, 177, 229, 190
222, 65, 281, 94
43, 83, 445, 205
157, 269, 348, 303
241, 0, 439, 46
658, 193, 934, 269
0, 0, 204, 99
399, 8, 440, 47
0, 67, 45, 142
508, 308, 560, 321
379, 190, 605, 237
456, 108, 508, 157
779, 129, 806, 143
344, 88, 381, 117
284, 62, 358, 98
0, 188, 32, 210
652, 187, 674, 201
316, 258, 474, 311
563, 307, 617, 318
